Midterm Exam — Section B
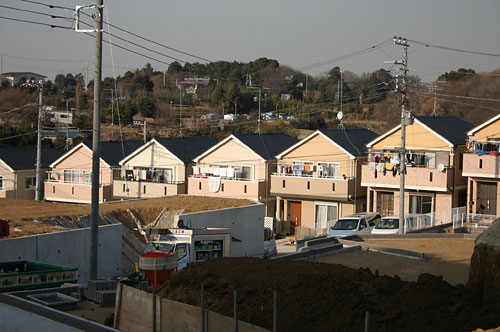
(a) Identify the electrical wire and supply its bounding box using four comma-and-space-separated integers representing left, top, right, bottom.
17, 0, 212, 63
0, 4, 72, 21
298, 39, 394, 71
0, 15, 72, 29
410, 91, 500, 103
408, 39, 500, 58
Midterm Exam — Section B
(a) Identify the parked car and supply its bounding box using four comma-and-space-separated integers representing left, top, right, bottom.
371, 214, 431, 235
327, 212, 381, 238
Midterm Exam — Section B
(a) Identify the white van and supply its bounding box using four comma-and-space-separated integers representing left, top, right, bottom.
327, 212, 381, 238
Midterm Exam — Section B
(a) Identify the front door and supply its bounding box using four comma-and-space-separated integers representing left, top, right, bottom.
289, 201, 302, 235
377, 191, 394, 216
477, 182, 497, 215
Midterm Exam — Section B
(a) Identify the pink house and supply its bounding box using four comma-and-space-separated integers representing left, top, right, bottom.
187, 133, 298, 217
44, 140, 143, 203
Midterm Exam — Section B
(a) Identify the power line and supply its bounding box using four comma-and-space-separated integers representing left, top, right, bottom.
408, 39, 500, 58
17, 0, 212, 63
77, 19, 187, 64
0, 4, 72, 20
0, 15, 72, 29
17, 0, 73, 11
298, 39, 394, 71
411, 90, 500, 103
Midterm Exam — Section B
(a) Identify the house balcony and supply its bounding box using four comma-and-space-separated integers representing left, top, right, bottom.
462, 152, 500, 179
188, 176, 267, 200
44, 180, 112, 203
113, 179, 186, 198
270, 173, 355, 201
361, 163, 453, 192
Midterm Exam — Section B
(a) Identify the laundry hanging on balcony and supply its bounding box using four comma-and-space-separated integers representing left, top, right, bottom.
208, 176, 221, 193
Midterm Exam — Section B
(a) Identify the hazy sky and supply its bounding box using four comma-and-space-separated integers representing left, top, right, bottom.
1, 0, 499, 82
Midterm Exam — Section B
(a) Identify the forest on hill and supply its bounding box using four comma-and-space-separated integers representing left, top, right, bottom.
0, 59, 499, 146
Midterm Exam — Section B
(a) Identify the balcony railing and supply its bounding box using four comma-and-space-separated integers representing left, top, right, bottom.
361, 163, 452, 191
271, 173, 354, 199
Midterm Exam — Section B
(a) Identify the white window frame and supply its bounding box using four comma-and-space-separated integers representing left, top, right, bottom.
314, 202, 339, 229
63, 170, 80, 184
292, 160, 314, 177
317, 162, 340, 179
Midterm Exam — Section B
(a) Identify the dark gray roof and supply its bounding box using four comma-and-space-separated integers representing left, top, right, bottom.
83, 140, 144, 166
416, 116, 474, 145
234, 133, 298, 160
0, 146, 66, 170
319, 128, 379, 157
155, 136, 217, 163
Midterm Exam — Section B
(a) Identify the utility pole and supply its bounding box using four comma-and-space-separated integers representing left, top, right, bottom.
35, 83, 43, 201
393, 36, 410, 234
90, 1, 103, 281
143, 120, 146, 142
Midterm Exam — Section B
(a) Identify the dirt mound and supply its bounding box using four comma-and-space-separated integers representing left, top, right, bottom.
162, 257, 500, 332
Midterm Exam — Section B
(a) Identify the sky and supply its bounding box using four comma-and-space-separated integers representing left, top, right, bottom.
1, 0, 500, 83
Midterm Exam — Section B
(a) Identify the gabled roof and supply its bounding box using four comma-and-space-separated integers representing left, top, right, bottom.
277, 128, 378, 159
416, 116, 474, 145
367, 116, 474, 148
0, 146, 66, 171
51, 140, 144, 168
467, 113, 500, 136
193, 133, 298, 162
120, 136, 217, 165
85, 140, 144, 166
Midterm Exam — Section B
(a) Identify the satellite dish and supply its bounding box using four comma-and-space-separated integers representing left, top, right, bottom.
337, 111, 344, 120
437, 163, 445, 172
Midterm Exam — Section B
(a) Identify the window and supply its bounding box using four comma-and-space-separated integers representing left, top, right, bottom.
82, 171, 91, 184
123, 184, 126, 192
143, 185, 146, 194
0, 176, 3, 189
25, 177, 36, 189
52, 185, 55, 194
282, 180, 285, 188
63, 170, 80, 184
307, 181, 310, 190
292, 161, 314, 176
315, 204, 338, 229
175, 244, 187, 260
198, 182, 202, 190
234, 166, 251, 180
479, 159, 483, 169
318, 162, 339, 178
332, 183, 335, 192
221, 183, 224, 192
164, 187, 167, 195
429, 172, 433, 182
409, 195, 433, 214
244, 185, 247, 193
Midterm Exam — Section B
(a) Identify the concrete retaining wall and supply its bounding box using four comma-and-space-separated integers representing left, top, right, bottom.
176, 204, 265, 257
0, 224, 122, 283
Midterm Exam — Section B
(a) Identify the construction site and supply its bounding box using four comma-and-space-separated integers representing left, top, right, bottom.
0, 196, 499, 332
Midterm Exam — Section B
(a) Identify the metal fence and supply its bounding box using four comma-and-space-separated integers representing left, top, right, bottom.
452, 212, 498, 230
404, 206, 467, 232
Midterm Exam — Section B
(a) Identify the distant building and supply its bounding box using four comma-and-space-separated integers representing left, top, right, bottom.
1, 72, 46, 86
41, 128, 87, 147
43, 107, 75, 125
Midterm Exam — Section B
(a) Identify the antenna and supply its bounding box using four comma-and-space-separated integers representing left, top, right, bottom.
337, 111, 344, 129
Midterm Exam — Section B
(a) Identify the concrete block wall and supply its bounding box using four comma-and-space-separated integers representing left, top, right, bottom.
0, 224, 122, 283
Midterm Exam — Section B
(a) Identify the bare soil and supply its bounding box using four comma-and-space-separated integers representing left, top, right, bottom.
162, 257, 500, 332
0, 196, 254, 238
317, 238, 475, 285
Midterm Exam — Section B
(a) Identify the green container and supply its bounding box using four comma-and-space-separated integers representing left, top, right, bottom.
0, 261, 78, 292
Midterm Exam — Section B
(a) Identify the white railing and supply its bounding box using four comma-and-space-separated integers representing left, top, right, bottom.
272, 172, 353, 180
452, 212, 498, 230
404, 207, 466, 232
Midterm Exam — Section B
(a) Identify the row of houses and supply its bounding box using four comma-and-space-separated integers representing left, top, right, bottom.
1, 114, 499, 233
